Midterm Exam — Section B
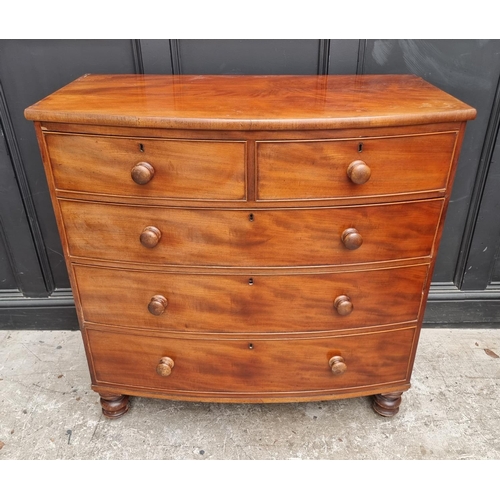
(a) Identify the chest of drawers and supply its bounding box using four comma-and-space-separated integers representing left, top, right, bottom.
25, 74, 476, 418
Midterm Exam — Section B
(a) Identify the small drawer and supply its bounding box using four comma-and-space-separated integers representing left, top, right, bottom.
256, 132, 457, 201
45, 133, 246, 201
87, 327, 415, 395
74, 264, 428, 333
60, 199, 443, 267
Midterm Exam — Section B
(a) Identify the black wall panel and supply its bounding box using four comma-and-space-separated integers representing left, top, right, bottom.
0, 40, 138, 291
0, 39, 499, 329
0, 40, 137, 328
176, 39, 323, 74
492, 258, 500, 283
361, 40, 500, 284
461, 122, 500, 290
0, 237, 16, 291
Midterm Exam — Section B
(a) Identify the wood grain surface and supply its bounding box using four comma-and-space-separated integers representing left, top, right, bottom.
25, 74, 476, 130
87, 327, 415, 394
24, 74, 476, 411
256, 133, 457, 200
74, 264, 428, 333
46, 133, 246, 200
59, 199, 443, 267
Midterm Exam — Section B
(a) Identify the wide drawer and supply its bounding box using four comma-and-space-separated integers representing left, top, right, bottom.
45, 133, 246, 200
256, 133, 457, 200
75, 264, 428, 332
60, 199, 443, 267
87, 327, 415, 395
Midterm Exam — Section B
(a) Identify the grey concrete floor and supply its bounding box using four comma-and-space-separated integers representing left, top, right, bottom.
0, 327, 499, 460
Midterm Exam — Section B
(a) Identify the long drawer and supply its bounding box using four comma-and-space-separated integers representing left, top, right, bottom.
75, 264, 428, 332
256, 133, 457, 200
45, 133, 247, 201
87, 327, 415, 395
60, 199, 443, 267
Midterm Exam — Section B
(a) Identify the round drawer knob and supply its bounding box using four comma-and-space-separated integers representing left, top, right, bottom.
329, 355, 347, 375
131, 162, 155, 185
156, 357, 175, 377
334, 295, 353, 316
341, 228, 363, 250
148, 295, 168, 316
140, 226, 162, 248
347, 160, 371, 185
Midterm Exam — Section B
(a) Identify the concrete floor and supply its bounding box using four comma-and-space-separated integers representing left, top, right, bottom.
0, 327, 499, 460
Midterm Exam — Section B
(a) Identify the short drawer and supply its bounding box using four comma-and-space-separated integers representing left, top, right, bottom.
45, 133, 246, 200
256, 132, 457, 201
74, 264, 428, 333
60, 199, 443, 267
87, 327, 415, 395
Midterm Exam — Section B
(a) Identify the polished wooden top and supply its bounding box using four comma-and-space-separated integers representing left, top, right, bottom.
25, 74, 476, 130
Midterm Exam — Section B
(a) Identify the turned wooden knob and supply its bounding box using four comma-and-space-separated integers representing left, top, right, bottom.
156, 357, 174, 377
148, 295, 168, 316
347, 160, 371, 185
131, 162, 155, 185
341, 228, 363, 250
329, 355, 347, 375
334, 295, 353, 316
140, 226, 162, 248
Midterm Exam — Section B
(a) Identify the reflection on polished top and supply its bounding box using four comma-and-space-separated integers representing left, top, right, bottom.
24, 74, 477, 130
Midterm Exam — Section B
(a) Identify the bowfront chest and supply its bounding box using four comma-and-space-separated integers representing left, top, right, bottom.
25, 74, 476, 418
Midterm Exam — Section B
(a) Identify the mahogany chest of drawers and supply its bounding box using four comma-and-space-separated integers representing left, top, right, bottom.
25, 74, 476, 418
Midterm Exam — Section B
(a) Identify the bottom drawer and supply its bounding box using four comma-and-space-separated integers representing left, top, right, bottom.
87, 328, 415, 397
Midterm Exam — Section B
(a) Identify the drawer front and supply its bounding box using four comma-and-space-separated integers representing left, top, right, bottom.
256, 133, 457, 200
45, 134, 246, 200
60, 199, 443, 267
87, 328, 415, 394
75, 265, 428, 332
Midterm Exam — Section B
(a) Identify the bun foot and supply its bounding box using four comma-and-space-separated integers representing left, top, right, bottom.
99, 393, 130, 419
372, 391, 403, 417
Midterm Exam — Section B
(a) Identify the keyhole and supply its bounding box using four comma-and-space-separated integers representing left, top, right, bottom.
248, 343, 254, 350
249, 213, 254, 222
248, 278, 254, 285
358, 142, 363, 153
139, 143, 144, 153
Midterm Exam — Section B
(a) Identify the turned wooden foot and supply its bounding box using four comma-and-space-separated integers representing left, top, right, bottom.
99, 393, 130, 419
372, 391, 403, 417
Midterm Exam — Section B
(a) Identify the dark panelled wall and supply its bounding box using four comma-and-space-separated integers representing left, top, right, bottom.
1, 39, 499, 329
